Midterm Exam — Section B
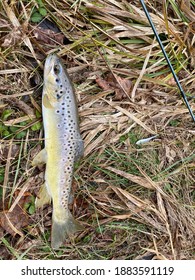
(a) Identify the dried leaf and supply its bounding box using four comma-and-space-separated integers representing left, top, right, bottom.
96, 76, 110, 91
17, 239, 40, 250
0, 206, 29, 237
0, 143, 20, 163
96, 73, 132, 100
32, 26, 65, 45
165, 146, 177, 164
30, 18, 68, 46
167, 77, 176, 86
1, 28, 22, 47
113, 75, 132, 100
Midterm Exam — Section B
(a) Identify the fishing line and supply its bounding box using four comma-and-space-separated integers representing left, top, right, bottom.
139, 0, 195, 122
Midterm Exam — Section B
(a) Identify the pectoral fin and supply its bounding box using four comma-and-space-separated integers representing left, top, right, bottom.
43, 94, 54, 109
32, 148, 47, 166
35, 183, 51, 208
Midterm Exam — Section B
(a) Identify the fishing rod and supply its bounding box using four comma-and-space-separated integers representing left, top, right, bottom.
139, 0, 195, 122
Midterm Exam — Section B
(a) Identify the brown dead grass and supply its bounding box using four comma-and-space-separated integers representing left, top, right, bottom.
0, 0, 195, 260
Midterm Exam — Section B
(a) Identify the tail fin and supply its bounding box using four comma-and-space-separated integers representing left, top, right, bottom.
51, 210, 83, 250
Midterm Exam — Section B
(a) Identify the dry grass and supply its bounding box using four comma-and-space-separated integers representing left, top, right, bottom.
0, 0, 195, 260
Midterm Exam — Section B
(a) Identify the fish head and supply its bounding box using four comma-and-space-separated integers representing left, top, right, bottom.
43, 53, 70, 104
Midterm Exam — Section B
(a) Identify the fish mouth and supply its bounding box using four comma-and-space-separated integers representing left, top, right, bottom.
44, 53, 60, 77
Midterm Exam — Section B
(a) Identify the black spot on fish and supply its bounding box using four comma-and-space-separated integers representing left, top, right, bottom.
54, 64, 60, 75
56, 78, 59, 83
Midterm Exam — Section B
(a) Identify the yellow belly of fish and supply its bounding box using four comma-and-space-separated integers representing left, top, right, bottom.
44, 110, 64, 204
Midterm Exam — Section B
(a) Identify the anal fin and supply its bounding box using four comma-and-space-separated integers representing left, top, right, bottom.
32, 148, 47, 166
35, 183, 51, 208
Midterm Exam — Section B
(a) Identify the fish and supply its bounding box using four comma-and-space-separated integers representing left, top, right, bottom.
32, 53, 84, 249
136, 134, 159, 145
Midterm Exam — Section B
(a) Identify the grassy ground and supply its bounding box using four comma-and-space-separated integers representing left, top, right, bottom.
0, 0, 195, 260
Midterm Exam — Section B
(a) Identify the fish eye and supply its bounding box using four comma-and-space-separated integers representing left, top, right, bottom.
53, 64, 60, 75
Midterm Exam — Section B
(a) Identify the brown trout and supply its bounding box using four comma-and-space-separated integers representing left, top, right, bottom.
32, 53, 84, 249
